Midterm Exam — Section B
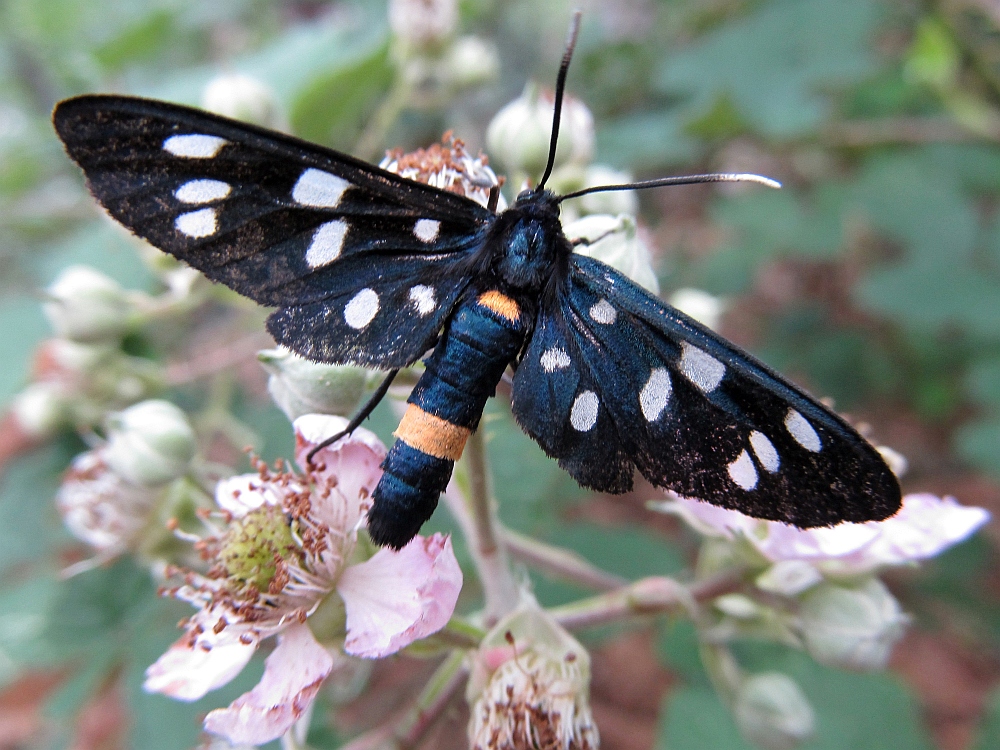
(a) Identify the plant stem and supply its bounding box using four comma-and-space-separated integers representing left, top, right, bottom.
446, 430, 520, 624
500, 527, 627, 591
394, 650, 469, 749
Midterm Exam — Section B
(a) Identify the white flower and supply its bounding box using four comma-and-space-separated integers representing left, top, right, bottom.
389, 0, 457, 50
655, 493, 989, 574
201, 73, 287, 130
145, 415, 463, 745
669, 288, 727, 331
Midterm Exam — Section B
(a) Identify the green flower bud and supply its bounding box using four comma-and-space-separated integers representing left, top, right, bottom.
734, 672, 814, 750
43, 265, 134, 343
259, 347, 378, 421
220, 503, 300, 591
564, 213, 659, 293
798, 579, 909, 671
201, 73, 288, 130
11, 382, 70, 438
103, 400, 197, 486
756, 560, 822, 596
487, 82, 594, 180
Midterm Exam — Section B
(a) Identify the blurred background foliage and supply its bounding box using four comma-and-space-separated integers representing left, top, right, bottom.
1, 0, 1000, 748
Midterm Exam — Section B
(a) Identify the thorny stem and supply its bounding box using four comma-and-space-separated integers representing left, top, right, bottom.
548, 568, 746, 631
500, 527, 627, 591
164, 331, 272, 385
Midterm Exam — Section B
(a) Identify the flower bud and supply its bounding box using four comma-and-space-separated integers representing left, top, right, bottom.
57, 449, 159, 555
556, 164, 638, 219
11, 382, 70, 438
755, 560, 822, 597
201, 73, 288, 130
444, 36, 500, 88
734, 672, 814, 750
564, 213, 659, 293
468, 597, 598, 750
103, 400, 197, 486
669, 288, 726, 331
389, 0, 457, 52
259, 347, 377, 421
487, 83, 594, 179
43, 265, 134, 343
798, 579, 909, 671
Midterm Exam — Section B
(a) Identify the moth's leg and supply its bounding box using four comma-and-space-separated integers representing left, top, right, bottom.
306, 368, 399, 465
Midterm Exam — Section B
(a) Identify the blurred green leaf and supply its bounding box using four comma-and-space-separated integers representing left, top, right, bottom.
955, 417, 1000, 480
656, 0, 882, 137
595, 109, 697, 173
658, 685, 752, 750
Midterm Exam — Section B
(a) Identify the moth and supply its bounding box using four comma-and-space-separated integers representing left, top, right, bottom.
53, 20, 900, 549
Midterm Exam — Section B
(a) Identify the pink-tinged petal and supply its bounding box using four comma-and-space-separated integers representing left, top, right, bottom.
653, 496, 757, 539
203, 622, 334, 745
293, 414, 386, 525
848, 494, 990, 569
144, 612, 258, 701
755, 521, 879, 562
215, 474, 287, 517
337, 533, 462, 658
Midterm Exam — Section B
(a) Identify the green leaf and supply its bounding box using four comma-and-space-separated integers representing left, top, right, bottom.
658, 685, 752, 750
0, 296, 49, 407
42, 557, 156, 655
656, 0, 882, 137
955, 417, 1000, 480
595, 109, 697, 173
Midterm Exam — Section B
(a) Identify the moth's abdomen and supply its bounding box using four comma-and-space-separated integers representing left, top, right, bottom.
367, 291, 526, 549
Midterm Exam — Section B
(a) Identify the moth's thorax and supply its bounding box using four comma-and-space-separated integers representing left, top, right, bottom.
488, 188, 568, 291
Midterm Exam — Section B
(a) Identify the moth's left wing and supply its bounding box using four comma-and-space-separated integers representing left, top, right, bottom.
513, 255, 901, 527
53, 94, 491, 367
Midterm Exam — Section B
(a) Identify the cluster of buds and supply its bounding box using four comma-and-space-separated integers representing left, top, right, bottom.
654, 490, 989, 748
56, 400, 199, 569
388, 0, 498, 94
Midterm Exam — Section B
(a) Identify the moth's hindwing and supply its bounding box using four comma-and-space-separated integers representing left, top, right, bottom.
52, 94, 492, 367
512, 255, 901, 527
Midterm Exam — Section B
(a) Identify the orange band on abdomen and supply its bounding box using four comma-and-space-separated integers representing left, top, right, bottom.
394, 404, 471, 461
477, 290, 521, 322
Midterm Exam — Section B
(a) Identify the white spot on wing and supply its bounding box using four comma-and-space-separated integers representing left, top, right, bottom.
344, 288, 379, 329
413, 219, 440, 243
175, 208, 217, 238
540, 347, 571, 372
639, 368, 672, 422
306, 220, 348, 268
570, 391, 599, 432
728, 449, 758, 490
175, 179, 231, 204
408, 285, 436, 316
679, 342, 725, 393
589, 299, 617, 325
162, 134, 227, 158
749, 431, 779, 472
292, 169, 350, 208
785, 409, 821, 452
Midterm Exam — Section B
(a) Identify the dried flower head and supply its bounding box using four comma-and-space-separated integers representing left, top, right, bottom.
381, 133, 506, 210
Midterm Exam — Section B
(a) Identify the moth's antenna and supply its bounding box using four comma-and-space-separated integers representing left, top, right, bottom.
537, 11, 583, 192
556, 172, 782, 203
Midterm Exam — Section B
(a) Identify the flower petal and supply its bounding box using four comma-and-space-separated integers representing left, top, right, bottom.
842, 494, 990, 570
203, 622, 334, 745
337, 533, 462, 658
293, 414, 386, 525
215, 474, 288, 517
144, 611, 259, 701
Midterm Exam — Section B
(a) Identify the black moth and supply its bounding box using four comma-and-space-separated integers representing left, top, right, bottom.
52, 20, 900, 549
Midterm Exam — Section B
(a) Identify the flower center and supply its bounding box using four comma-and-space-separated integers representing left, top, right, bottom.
220, 504, 301, 591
